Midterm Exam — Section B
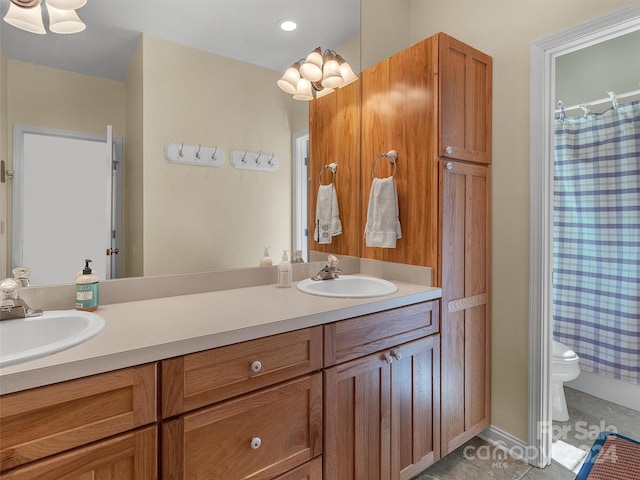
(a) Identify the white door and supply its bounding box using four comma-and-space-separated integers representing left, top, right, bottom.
12, 126, 115, 286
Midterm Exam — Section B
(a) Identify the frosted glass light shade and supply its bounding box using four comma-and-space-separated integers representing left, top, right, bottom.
293, 78, 314, 101
48, 5, 85, 33
339, 61, 358, 86
277, 63, 300, 94
46, 0, 86, 9
321, 57, 343, 89
300, 47, 323, 82
3, 1, 46, 34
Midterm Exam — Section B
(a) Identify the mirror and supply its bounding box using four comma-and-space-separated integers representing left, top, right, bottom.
0, 0, 360, 284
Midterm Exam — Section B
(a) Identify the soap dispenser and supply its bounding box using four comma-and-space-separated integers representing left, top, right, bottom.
76, 259, 99, 311
259, 247, 272, 267
277, 250, 292, 288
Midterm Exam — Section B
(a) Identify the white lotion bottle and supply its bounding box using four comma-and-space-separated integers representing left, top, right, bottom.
277, 250, 292, 287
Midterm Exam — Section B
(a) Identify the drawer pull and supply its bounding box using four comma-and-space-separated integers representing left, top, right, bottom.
250, 360, 262, 373
391, 349, 402, 361
384, 352, 394, 364
250, 437, 262, 449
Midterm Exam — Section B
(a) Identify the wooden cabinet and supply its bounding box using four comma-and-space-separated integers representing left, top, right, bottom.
323, 302, 440, 480
439, 35, 492, 164
162, 374, 322, 480
355, 32, 491, 269
0, 426, 157, 480
439, 160, 491, 455
0, 363, 157, 473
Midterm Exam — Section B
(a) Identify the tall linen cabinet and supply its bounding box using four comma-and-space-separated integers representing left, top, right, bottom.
310, 31, 492, 472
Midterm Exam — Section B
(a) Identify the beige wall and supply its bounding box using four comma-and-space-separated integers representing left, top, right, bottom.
4, 60, 126, 279
139, 35, 295, 275
0, 45, 7, 277
398, 0, 638, 442
124, 39, 145, 278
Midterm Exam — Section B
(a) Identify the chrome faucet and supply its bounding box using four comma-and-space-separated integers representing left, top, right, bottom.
0, 278, 42, 321
311, 255, 341, 281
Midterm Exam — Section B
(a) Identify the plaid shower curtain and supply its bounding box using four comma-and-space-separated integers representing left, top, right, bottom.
553, 100, 640, 384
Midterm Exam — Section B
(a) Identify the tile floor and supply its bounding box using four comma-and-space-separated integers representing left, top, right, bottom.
412, 387, 640, 480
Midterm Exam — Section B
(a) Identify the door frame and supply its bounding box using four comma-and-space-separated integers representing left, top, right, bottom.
12, 124, 124, 280
292, 128, 309, 261
528, 3, 640, 468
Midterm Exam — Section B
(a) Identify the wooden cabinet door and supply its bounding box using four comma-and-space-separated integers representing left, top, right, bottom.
391, 335, 440, 480
439, 160, 491, 455
1, 426, 156, 480
439, 33, 492, 164
324, 335, 440, 480
324, 351, 391, 480
162, 374, 322, 480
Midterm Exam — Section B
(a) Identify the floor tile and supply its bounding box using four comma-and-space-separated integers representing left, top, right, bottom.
520, 462, 576, 480
412, 451, 497, 480
452, 437, 532, 479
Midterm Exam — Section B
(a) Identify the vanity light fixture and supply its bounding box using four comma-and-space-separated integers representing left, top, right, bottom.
277, 47, 358, 101
3, 0, 87, 35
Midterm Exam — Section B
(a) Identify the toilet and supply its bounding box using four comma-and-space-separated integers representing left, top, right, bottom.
551, 340, 581, 421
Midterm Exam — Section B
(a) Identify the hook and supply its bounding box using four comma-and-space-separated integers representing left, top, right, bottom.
580, 104, 590, 119
178, 142, 184, 158
211, 146, 218, 160
268, 153, 275, 166
607, 91, 618, 110
195, 144, 201, 159
255, 151, 262, 165
241, 150, 248, 163
558, 101, 566, 122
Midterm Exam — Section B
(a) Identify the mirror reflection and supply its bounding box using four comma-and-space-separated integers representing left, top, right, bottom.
0, 0, 360, 285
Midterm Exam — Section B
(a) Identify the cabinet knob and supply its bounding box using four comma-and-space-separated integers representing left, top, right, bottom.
391, 349, 402, 361
250, 360, 262, 373
384, 352, 393, 364
445, 146, 453, 154
446, 162, 453, 170
250, 437, 262, 449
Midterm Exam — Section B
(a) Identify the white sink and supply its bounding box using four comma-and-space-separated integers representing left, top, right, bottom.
296, 275, 398, 298
0, 310, 105, 368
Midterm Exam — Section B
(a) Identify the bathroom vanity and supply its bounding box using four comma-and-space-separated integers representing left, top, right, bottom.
0, 278, 441, 479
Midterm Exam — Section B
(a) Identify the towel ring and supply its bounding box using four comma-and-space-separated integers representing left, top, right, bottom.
372, 150, 398, 178
319, 165, 336, 186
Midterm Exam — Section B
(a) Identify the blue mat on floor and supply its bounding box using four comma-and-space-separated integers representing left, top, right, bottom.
575, 431, 640, 480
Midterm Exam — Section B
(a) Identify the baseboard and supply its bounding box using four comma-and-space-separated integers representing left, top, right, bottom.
478, 425, 532, 464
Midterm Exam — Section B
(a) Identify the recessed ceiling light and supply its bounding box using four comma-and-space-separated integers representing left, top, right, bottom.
278, 19, 297, 32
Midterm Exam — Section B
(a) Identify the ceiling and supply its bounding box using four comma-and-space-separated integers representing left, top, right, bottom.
0, 0, 360, 81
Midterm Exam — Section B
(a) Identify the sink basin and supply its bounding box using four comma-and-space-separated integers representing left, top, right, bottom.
0, 310, 105, 367
296, 275, 398, 298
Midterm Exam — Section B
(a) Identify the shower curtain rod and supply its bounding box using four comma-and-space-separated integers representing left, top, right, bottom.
555, 85, 640, 113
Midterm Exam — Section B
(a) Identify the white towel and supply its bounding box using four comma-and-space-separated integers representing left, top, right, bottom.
314, 184, 342, 244
365, 176, 401, 248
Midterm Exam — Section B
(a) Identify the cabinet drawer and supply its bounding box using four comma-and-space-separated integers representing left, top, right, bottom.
0, 426, 157, 479
162, 373, 322, 480
324, 301, 439, 366
0, 363, 157, 472
161, 326, 322, 417
274, 457, 322, 480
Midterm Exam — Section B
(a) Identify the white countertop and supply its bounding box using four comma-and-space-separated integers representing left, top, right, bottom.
0, 279, 441, 395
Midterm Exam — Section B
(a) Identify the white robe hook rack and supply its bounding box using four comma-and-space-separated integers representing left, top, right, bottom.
230, 150, 278, 172
165, 142, 225, 167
